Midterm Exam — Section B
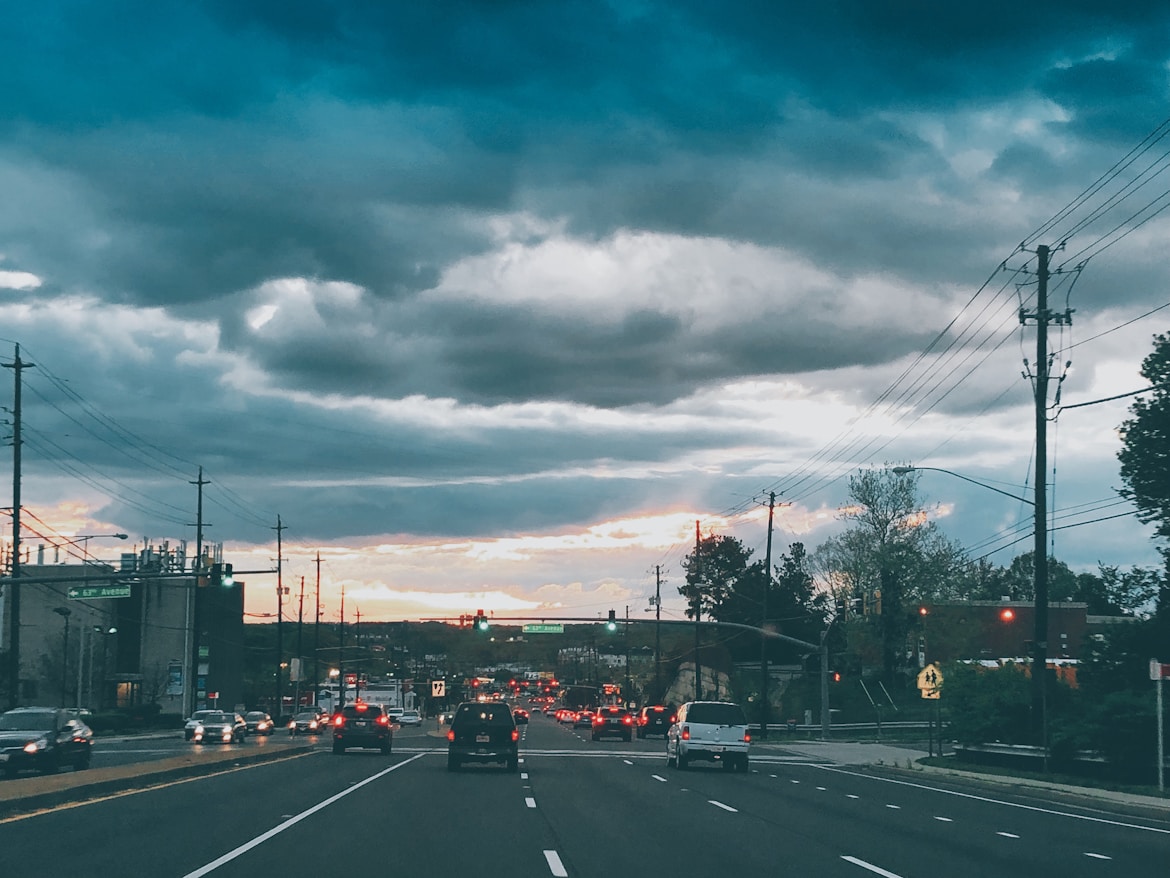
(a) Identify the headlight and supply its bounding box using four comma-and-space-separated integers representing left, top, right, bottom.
222, 730, 233, 741
309, 721, 318, 730
23, 738, 48, 754
258, 721, 270, 730
194, 724, 204, 734
288, 720, 296, 729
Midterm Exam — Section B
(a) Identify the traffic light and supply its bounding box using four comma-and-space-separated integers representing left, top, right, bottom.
606, 609, 617, 632
221, 563, 234, 587
208, 563, 234, 587
475, 609, 489, 632
831, 671, 842, 683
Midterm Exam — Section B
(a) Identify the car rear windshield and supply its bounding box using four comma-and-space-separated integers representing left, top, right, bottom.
686, 703, 746, 725
454, 704, 513, 725
342, 705, 383, 718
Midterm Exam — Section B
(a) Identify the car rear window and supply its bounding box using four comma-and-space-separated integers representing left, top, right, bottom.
454, 704, 513, 725
686, 703, 746, 725
342, 704, 384, 718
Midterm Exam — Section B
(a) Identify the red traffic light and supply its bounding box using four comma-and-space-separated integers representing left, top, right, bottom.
831, 671, 841, 682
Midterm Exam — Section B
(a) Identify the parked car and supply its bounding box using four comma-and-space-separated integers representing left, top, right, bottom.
636, 705, 675, 739
191, 711, 247, 744
666, 701, 750, 772
591, 705, 634, 741
0, 707, 93, 777
244, 711, 275, 735
184, 709, 219, 741
387, 707, 406, 724
332, 702, 392, 754
288, 710, 325, 735
447, 701, 518, 772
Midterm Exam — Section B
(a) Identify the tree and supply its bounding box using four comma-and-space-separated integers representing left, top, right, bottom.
812, 466, 968, 682
1118, 332, 1170, 540
679, 533, 755, 622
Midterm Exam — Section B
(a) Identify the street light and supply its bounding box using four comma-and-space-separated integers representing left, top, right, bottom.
85, 625, 117, 710
52, 607, 71, 706
71, 533, 130, 564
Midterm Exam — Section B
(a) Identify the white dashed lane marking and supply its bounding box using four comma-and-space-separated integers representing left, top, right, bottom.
1085, 853, 1112, 860
525, 797, 537, 808
885, 804, 901, 810
997, 832, 1020, 839
709, 800, 738, 813
841, 855, 904, 877
651, 774, 667, 782
544, 850, 568, 877
933, 816, 953, 822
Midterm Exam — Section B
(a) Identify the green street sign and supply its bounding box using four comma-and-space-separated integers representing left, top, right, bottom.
66, 584, 132, 600
522, 623, 564, 634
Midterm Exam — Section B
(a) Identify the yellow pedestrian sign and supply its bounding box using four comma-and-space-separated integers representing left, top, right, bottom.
917, 663, 943, 699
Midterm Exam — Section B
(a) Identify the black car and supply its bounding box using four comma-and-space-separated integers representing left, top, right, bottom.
331, 702, 392, 754
636, 705, 675, 739
0, 707, 93, 777
447, 702, 518, 772
289, 710, 325, 735
244, 711, 275, 735
591, 705, 634, 741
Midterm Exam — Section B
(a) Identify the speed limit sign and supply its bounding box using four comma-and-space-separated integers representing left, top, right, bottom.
431, 680, 445, 697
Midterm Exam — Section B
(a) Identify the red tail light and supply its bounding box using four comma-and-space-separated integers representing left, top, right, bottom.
743, 732, 751, 743
447, 729, 455, 742
622, 715, 633, 725
592, 715, 603, 724
511, 729, 519, 742
681, 726, 690, 740
376, 715, 389, 726
333, 715, 345, 727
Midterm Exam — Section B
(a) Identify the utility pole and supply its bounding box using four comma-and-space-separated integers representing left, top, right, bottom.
1019, 243, 1071, 769
186, 467, 209, 718
693, 519, 702, 702
654, 564, 662, 699
760, 491, 776, 738
338, 584, 346, 710
272, 515, 285, 716
294, 575, 304, 712
4, 344, 32, 708
624, 605, 630, 703
313, 550, 321, 708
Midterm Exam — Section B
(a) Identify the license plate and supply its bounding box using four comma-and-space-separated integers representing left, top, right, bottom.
354, 721, 367, 728
476, 734, 490, 743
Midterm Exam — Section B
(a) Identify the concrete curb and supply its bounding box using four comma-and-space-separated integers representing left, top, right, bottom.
0, 741, 315, 818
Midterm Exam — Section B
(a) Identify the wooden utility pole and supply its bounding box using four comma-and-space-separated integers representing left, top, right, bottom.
313, 550, 321, 708
694, 520, 702, 701
760, 491, 776, 738
272, 515, 285, 715
1020, 243, 1072, 768
4, 344, 31, 708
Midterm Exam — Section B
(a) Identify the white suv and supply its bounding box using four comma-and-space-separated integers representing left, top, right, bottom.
666, 701, 750, 772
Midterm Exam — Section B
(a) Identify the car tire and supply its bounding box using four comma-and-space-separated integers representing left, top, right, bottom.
447, 755, 461, 772
332, 742, 345, 755
76, 748, 91, 771
666, 747, 676, 769
623, 733, 631, 743
40, 752, 61, 775
677, 750, 689, 770
739, 756, 750, 773
507, 756, 519, 772
380, 741, 392, 755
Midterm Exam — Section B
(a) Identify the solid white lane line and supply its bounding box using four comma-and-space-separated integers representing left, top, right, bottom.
1085, 853, 1112, 860
841, 856, 904, 877
651, 774, 667, 782
997, 832, 1020, 839
544, 850, 569, 877
525, 797, 537, 808
183, 753, 426, 877
933, 816, 953, 822
709, 800, 738, 813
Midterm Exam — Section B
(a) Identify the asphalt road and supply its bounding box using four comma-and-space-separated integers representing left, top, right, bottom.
2, 712, 1167, 877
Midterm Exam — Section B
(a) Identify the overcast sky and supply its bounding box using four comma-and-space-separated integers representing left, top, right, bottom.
2, 2, 1169, 625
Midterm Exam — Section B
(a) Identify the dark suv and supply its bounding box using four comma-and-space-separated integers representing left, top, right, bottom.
447, 702, 519, 772
636, 705, 675, 739
591, 705, 634, 741
331, 702, 393, 755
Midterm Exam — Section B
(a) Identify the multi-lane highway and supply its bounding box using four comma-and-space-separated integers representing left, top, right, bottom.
2, 711, 1167, 877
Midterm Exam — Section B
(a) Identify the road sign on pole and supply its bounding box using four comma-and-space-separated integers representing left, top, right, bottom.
66, 584, 131, 600
432, 680, 445, 698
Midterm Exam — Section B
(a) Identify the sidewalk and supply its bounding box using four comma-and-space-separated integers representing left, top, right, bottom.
755, 738, 1170, 814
